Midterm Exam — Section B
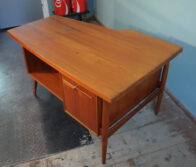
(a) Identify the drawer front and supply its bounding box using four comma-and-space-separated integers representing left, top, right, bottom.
62, 76, 99, 135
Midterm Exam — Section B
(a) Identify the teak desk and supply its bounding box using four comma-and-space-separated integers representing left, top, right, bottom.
8, 16, 182, 164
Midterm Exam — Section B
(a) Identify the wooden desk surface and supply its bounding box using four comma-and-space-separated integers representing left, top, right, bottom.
8, 16, 182, 102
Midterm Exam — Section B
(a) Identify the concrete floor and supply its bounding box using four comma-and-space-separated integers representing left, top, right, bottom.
14, 93, 196, 167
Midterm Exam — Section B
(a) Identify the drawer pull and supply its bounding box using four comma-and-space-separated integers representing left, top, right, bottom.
63, 79, 77, 90
63, 79, 92, 99
78, 89, 93, 99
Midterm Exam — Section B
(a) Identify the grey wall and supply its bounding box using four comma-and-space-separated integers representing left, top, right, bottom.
0, 0, 43, 29
95, 0, 196, 116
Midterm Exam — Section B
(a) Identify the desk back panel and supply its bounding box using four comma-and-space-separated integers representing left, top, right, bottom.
108, 68, 161, 126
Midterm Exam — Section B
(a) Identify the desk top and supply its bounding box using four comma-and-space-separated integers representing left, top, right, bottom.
8, 16, 182, 102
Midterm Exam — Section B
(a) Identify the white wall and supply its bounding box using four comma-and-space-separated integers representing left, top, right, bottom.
95, 0, 196, 46
95, 0, 196, 115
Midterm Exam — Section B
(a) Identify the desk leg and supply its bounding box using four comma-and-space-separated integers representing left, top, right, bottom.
78, 14, 82, 21
101, 101, 109, 164
155, 63, 169, 115
33, 80, 37, 96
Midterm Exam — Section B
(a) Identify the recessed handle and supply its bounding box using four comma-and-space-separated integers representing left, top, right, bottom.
63, 79, 78, 90
63, 79, 93, 99
77, 88, 93, 99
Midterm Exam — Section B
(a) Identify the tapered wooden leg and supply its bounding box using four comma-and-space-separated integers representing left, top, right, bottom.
102, 137, 108, 164
155, 63, 169, 115
33, 80, 37, 96
101, 101, 109, 164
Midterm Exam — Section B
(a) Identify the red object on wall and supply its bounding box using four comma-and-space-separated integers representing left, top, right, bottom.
54, 0, 71, 15
72, 0, 87, 13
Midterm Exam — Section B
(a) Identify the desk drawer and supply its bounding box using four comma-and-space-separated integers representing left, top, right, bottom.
62, 76, 99, 135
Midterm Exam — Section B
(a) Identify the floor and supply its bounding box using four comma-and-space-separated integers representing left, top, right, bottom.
0, 32, 92, 167
14, 93, 196, 167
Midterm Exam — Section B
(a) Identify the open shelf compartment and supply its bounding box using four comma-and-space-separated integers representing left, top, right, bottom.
23, 48, 63, 100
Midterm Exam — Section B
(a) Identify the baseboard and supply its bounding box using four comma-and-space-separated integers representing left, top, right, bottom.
165, 89, 196, 124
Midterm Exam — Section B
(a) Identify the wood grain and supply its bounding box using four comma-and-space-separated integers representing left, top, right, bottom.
7, 16, 182, 103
